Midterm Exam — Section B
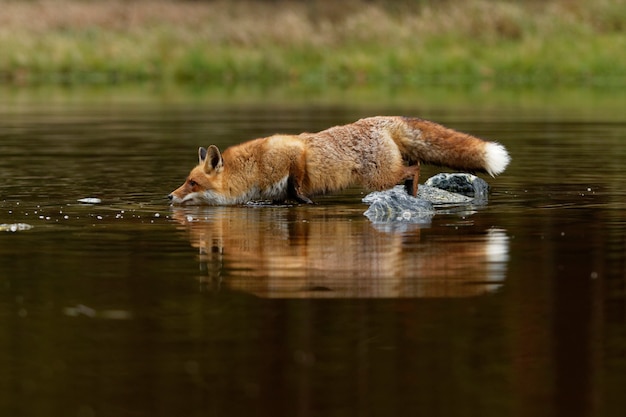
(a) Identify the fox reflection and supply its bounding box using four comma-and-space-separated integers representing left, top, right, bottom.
172, 207, 508, 298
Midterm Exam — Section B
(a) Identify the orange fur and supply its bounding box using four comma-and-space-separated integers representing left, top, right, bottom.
169, 116, 510, 205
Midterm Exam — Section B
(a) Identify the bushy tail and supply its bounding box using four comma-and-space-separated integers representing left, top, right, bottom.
394, 116, 510, 176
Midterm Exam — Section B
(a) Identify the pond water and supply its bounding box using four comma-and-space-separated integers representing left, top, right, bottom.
1, 89, 625, 417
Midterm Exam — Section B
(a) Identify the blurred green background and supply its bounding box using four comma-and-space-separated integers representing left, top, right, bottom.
1, 0, 624, 89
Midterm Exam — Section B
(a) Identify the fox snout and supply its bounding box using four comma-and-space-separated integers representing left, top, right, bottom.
167, 192, 180, 205
168, 187, 188, 205
168, 183, 189, 205
168, 179, 212, 205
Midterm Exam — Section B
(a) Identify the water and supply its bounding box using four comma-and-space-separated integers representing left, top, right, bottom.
1, 89, 625, 417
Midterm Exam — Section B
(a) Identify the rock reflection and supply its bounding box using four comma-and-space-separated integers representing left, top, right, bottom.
172, 206, 509, 298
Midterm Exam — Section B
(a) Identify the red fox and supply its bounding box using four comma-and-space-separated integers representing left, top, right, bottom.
168, 116, 510, 205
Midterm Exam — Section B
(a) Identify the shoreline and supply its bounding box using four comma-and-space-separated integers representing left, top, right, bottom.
2, 84, 625, 121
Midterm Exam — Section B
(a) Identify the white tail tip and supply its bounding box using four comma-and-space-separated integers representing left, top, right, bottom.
485, 142, 511, 177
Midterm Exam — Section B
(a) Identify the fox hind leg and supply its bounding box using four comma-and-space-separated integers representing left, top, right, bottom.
403, 162, 421, 197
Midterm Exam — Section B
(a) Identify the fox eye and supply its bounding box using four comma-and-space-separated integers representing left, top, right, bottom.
188, 179, 197, 187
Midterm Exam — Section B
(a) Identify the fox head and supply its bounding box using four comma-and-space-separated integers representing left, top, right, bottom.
169, 146, 226, 205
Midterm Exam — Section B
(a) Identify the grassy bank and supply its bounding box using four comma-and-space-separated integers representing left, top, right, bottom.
1, 0, 624, 88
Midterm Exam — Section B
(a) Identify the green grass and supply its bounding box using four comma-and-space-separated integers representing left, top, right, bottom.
1, 0, 625, 88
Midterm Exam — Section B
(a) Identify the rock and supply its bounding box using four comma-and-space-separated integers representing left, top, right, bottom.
424, 173, 489, 201
415, 184, 474, 205
77, 197, 102, 204
362, 173, 490, 224
363, 186, 435, 225
1, 223, 33, 232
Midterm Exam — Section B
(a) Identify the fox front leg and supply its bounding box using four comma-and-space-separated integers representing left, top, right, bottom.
287, 176, 314, 204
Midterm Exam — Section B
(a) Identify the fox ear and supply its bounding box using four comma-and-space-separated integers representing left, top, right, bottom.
198, 147, 207, 163
203, 145, 223, 173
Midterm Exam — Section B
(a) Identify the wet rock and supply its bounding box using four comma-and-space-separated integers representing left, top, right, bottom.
416, 184, 474, 205
363, 186, 435, 224
77, 197, 102, 204
424, 173, 489, 201
363, 173, 489, 224
1, 223, 33, 232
